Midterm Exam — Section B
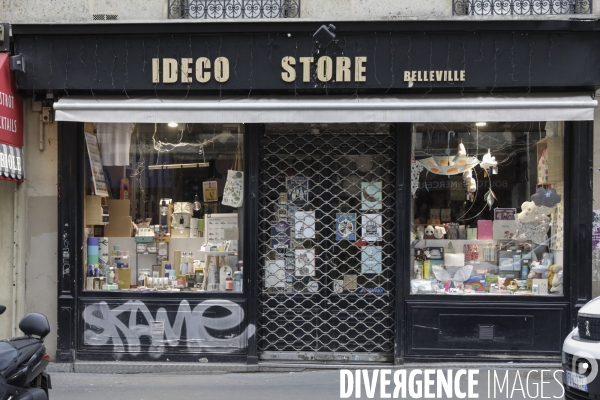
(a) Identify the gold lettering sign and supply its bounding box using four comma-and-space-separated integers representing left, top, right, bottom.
152, 57, 230, 83
403, 70, 466, 82
281, 56, 368, 83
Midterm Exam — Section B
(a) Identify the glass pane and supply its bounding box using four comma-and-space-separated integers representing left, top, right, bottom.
83, 122, 244, 293
410, 121, 564, 296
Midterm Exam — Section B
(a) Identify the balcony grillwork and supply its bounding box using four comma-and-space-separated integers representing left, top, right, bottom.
168, 0, 300, 19
452, 0, 592, 15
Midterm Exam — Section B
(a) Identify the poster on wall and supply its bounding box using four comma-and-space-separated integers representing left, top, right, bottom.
271, 220, 291, 250
361, 181, 382, 210
294, 211, 316, 240
84, 131, 109, 197
294, 248, 316, 276
265, 259, 285, 289
287, 176, 309, 207
336, 213, 356, 241
361, 246, 383, 274
362, 214, 383, 242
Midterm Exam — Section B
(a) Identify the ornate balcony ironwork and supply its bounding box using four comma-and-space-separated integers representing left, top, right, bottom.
453, 0, 592, 15
168, 0, 300, 19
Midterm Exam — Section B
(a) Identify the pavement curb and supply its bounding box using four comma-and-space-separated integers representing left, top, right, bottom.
46, 361, 562, 374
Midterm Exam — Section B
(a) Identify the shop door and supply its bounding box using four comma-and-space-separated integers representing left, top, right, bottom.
257, 124, 397, 362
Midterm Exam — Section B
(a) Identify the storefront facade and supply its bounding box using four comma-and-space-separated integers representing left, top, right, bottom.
11, 19, 600, 364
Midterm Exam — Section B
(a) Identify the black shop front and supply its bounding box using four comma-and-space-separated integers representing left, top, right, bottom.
11, 19, 600, 364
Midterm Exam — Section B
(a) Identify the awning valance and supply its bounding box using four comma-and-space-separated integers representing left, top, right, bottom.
54, 93, 597, 124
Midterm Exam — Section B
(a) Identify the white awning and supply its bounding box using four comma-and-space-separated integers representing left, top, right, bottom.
54, 93, 597, 123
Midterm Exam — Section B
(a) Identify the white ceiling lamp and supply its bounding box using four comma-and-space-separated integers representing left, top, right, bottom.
168, 122, 179, 128
475, 122, 487, 127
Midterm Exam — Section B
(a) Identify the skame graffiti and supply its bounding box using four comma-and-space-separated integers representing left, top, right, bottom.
83, 299, 253, 357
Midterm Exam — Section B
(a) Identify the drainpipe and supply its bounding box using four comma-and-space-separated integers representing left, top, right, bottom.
12, 180, 19, 336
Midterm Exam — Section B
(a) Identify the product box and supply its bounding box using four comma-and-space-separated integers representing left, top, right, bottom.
103, 216, 133, 237
532, 278, 549, 294
467, 228, 478, 240
466, 275, 486, 292
485, 275, 499, 292
477, 220, 493, 240
494, 208, 517, 220
493, 220, 517, 240
108, 199, 131, 217
344, 274, 358, 291
85, 195, 104, 225
117, 268, 131, 290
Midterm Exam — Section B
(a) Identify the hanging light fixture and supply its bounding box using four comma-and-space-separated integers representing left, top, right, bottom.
193, 194, 202, 211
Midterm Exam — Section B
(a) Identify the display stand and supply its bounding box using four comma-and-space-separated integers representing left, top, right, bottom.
198, 250, 235, 291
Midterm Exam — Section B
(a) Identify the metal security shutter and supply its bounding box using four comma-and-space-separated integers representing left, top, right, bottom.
257, 123, 396, 362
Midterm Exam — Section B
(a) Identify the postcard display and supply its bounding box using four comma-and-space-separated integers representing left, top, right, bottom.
410, 128, 565, 296
267, 175, 388, 294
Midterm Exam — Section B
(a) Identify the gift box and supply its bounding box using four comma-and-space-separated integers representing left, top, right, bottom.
493, 220, 517, 240
467, 228, 478, 240
477, 220, 493, 240
465, 245, 479, 261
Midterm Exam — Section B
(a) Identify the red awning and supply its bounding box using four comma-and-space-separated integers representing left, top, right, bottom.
0, 53, 24, 182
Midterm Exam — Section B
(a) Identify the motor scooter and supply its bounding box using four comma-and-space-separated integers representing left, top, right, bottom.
0, 305, 52, 400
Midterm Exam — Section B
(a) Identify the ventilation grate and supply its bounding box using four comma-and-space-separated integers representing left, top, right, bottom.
93, 14, 119, 21
479, 325, 495, 340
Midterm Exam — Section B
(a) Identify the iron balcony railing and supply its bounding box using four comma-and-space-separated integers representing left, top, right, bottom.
452, 0, 592, 15
168, 0, 300, 19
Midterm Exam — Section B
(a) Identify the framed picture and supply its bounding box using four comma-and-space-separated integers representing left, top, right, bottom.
336, 213, 356, 241
203, 202, 218, 215
203, 181, 218, 202
441, 208, 452, 222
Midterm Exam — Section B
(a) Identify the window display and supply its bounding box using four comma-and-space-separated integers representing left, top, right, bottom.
410, 122, 564, 296
83, 123, 244, 293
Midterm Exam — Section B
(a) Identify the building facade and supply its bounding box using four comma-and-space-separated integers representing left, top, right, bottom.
2, 0, 600, 365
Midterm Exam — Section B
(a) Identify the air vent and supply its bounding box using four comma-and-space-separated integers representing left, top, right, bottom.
93, 14, 119, 21
479, 325, 494, 341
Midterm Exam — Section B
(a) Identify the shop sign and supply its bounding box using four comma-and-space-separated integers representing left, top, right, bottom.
151, 55, 466, 85
0, 143, 23, 181
0, 53, 23, 182
16, 31, 595, 92
0, 53, 23, 148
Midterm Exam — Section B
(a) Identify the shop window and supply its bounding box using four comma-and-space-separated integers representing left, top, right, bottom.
410, 122, 565, 296
83, 123, 244, 293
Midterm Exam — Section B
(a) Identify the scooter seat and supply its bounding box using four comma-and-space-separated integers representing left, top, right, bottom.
0, 342, 18, 374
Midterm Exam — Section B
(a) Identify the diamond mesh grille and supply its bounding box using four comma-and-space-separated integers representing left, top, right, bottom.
257, 123, 397, 359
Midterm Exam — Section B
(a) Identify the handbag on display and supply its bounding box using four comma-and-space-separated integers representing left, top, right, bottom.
222, 142, 244, 208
